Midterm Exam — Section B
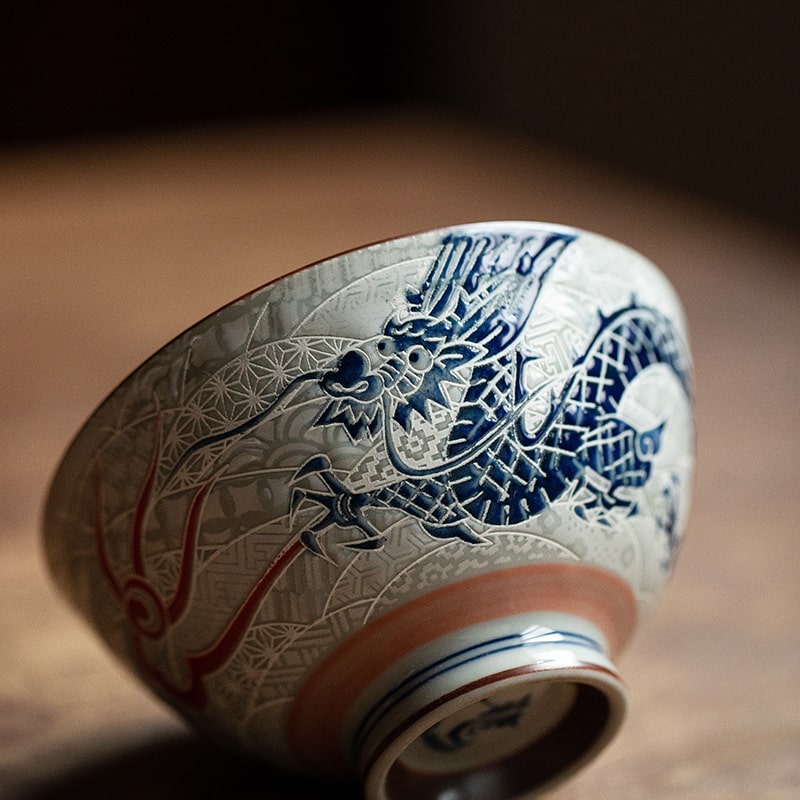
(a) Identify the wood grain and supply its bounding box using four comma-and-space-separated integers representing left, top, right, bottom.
2, 113, 798, 799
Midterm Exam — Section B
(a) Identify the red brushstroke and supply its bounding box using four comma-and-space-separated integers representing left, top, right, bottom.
166, 479, 214, 624
93, 411, 305, 709
181, 538, 305, 708
93, 461, 123, 601
130, 413, 162, 576
186, 540, 303, 674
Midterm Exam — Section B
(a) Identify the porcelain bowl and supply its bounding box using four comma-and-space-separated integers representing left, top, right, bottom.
43, 222, 694, 799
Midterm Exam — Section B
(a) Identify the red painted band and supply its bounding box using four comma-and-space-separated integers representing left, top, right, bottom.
288, 562, 637, 775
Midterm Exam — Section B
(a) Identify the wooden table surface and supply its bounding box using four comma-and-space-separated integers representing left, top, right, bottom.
2, 113, 798, 799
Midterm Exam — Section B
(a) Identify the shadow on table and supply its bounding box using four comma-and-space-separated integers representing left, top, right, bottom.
21, 731, 361, 800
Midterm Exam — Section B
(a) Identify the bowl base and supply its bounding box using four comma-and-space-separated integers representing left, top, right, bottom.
360, 613, 627, 800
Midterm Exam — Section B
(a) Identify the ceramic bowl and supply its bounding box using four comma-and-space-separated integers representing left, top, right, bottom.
43, 222, 694, 799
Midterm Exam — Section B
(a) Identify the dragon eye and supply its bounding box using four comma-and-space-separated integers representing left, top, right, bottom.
377, 338, 396, 356
406, 345, 432, 371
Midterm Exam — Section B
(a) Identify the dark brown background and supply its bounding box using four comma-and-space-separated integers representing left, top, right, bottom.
2, 2, 798, 229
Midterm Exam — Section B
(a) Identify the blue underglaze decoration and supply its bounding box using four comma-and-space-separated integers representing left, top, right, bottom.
171, 230, 691, 563
351, 627, 604, 757
294, 231, 691, 555
420, 694, 531, 753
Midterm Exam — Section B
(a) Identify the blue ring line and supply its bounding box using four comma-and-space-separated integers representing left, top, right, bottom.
351, 628, 603, 757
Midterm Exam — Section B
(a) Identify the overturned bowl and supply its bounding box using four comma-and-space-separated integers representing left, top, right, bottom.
43, 222, 694, 798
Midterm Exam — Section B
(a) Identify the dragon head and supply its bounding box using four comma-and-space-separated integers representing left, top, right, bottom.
315, 231, 575, 442
316, 311, 482, 441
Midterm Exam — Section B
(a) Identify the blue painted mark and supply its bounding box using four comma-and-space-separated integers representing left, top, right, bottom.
350, 627, 604, 758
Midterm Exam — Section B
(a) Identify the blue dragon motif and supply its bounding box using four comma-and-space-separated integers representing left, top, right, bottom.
286, 231, 692, 556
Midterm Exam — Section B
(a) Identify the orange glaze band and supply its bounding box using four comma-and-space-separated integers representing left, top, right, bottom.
287, 562, 637, 775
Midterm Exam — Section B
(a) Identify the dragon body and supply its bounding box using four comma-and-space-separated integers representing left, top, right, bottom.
284, 231, 691, 556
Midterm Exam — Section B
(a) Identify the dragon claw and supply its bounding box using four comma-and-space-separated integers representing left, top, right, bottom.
299, 529, 334, 561
289, 487, 309, 528
292, 455, 333, 482
290, 486, 306, 505
291, 460, 387, 557
343, 534, 384, 551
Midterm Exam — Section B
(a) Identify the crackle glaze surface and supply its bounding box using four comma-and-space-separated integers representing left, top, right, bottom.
44, 222, 693, 768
